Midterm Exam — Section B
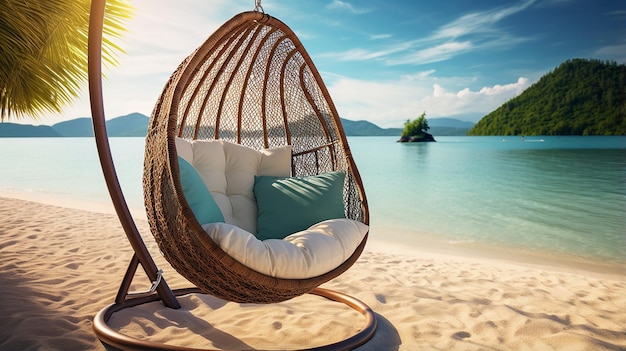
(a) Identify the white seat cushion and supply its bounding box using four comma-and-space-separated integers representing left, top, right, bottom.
202, 219, 368, 279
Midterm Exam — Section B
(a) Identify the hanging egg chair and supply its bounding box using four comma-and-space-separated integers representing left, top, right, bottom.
88, 1, 376, 350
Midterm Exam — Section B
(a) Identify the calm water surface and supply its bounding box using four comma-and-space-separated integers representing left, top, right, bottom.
349, 136, 625, 263
1, 136, 624, 263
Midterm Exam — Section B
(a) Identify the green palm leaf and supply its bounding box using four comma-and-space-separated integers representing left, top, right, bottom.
0, 0, 132, 120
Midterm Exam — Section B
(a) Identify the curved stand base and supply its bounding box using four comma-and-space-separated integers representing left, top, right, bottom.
93, 287, 377, 351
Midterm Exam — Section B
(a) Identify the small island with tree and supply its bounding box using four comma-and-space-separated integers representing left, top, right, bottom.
397, 112, 436, 142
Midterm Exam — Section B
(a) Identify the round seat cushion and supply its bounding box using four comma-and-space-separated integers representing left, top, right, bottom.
202, 218, 368, 279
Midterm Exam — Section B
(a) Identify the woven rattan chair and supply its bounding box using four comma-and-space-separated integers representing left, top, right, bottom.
89, 2, 376, 350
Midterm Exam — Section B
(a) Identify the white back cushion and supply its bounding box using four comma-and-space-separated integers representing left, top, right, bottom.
174, 138, 291, 233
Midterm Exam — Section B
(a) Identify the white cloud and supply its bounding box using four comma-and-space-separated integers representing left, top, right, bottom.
594, 44, 626, 63
326, 75, 532, 128
432, 84, 448, 98
321, 1, 537, 67
326, 48, 388, 61
320, 41, 412, 61
370, 34, 392, 40
387, 41, 473, 65
417, 77, 530, 118
433, 0, 537, 40
326, 0, 371, 14
402, 70, 436, 81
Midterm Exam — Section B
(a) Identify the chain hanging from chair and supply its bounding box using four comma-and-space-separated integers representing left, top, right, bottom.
254, 0, 264, 13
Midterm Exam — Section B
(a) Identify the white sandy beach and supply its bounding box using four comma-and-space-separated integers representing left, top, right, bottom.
1, 193, 625, 350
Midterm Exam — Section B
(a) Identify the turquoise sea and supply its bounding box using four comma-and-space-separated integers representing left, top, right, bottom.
0, 136, 624, 264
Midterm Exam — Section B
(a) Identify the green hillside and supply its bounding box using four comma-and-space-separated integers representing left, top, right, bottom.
468, 59, 625, 136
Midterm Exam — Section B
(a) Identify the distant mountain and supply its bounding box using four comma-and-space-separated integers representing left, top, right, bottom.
0, 123, 61, 137
51, 117, 93, 136
340, 117, 473, 136
429, 127, 472, 136
468, 59, 625, 136
98, 112, 149, 137
0, 113, 150, 137
428, 118, 475, 129
51, 113, 149, 137
427, 118, 474, 136
0, 112, 472, 137
340, 119, 401, 136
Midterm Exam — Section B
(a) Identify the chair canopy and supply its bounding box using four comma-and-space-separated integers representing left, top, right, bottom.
144, 11, 369, 303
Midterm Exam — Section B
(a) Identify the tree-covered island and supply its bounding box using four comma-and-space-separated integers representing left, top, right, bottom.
397, 112, 436, 142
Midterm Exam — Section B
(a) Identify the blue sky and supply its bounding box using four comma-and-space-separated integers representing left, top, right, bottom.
38, 0, 626, 128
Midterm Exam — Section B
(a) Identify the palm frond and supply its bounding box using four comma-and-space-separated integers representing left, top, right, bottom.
0, 0, 133, 121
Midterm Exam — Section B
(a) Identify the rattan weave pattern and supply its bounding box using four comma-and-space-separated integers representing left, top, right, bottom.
144, 11, 369, 303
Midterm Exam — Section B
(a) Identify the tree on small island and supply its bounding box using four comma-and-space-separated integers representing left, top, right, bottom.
397, 112, 436, 142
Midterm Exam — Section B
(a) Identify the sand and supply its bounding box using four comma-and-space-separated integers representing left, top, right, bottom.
1, 194, 625, 350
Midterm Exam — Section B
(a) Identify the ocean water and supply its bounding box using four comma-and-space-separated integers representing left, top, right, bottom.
350, 136, 625, 264
1, 136, 624, 264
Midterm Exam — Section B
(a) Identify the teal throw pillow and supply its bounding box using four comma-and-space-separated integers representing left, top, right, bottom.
178, 156, 225, 225
254, 171, 346, 240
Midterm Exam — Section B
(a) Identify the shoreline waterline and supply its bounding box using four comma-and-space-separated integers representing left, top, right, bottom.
2, 189, 624, 281
368, 223, 626, 280
1, 136, 624, 271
